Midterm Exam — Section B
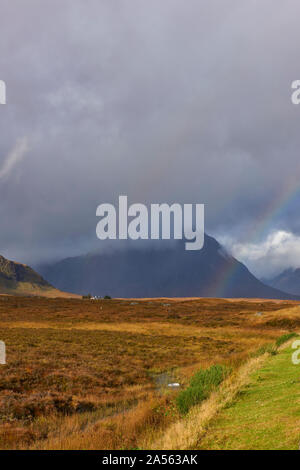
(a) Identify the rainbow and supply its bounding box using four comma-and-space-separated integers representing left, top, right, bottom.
213, 175, 300, 297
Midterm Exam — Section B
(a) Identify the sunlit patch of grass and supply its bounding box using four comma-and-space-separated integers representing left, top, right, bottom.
198, 345, 300, 450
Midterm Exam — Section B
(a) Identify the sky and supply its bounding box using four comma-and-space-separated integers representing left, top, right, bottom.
1, 0, 300, 277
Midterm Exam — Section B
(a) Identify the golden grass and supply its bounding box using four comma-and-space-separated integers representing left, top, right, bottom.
0, 283, 79, 299
30, 393, 175, 450
0, 295, 299, 449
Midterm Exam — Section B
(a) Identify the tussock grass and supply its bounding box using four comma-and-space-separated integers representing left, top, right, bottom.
30, 394, 175, 450
251, 343, 277, 357
176, 365, 229, 414
275, 332, 298, 348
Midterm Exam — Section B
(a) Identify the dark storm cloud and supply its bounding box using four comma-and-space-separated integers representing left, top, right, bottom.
1, 0, 300, 269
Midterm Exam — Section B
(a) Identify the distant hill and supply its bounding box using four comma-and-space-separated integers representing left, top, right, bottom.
263, 268, 300, 296
0, 255, 76, 297
39, 234, 298, 300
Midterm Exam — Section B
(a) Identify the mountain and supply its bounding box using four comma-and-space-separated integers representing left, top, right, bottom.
0, 254, 75, 297
38, 234, 298, 299
264, 268, 300, 296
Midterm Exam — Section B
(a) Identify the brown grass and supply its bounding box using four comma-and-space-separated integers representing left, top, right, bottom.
0, 295, 299, 449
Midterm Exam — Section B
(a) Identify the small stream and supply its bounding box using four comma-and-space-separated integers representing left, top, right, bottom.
151, 371, 180, 392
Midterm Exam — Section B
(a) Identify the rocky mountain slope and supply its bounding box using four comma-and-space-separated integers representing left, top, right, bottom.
39, 235, 299, 299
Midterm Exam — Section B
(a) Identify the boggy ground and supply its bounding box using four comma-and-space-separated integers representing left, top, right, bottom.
0, 295, 299, 449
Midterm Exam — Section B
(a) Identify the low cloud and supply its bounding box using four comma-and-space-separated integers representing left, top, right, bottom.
1, 2, 300, 265
224, 231, 300, 279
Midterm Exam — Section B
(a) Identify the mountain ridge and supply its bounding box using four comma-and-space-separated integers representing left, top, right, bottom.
38, 234, 299, 300
0, 254, 77, 297
263, 268, 300, 296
